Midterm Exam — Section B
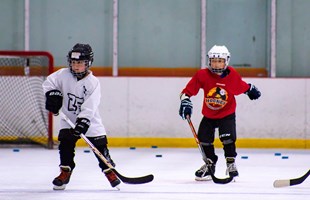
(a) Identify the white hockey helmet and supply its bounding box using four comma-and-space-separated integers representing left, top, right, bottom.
207, 45, 230, 74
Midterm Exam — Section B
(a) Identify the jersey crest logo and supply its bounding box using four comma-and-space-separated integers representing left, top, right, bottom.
205, 87, 228, 110
67, 93, 84, 114
83, 86, 87, 95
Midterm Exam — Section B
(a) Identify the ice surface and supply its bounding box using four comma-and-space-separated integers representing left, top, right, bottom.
0, 147, 309, 200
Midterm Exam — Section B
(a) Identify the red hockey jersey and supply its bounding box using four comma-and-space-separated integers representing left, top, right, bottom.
182, 66, 250, 119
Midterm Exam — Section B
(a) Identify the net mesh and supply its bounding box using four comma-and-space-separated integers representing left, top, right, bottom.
0, 51, 53, 148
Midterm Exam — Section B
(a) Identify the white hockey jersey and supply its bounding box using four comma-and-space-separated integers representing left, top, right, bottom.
42, 68, 106, 137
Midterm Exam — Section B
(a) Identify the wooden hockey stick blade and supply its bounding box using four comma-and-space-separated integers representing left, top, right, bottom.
60, 112, 154, 184
273, 169, 310, 188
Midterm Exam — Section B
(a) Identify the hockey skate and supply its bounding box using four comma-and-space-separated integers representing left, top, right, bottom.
195, 159, 216, 181
104, 168, 121, 188
226, 157, 239, 178
53, 166, 72, 190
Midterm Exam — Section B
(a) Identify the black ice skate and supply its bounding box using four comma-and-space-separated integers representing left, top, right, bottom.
53, 166, 72, 190
226, 157, 239, 177
104, 168, 121, 188
195, 159, 216, 181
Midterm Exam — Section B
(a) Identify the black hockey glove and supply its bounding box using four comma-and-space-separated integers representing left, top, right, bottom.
45, 90, 63, 115
245, 84, 261, 100
179, 97, 193, 120
73, 118, 90, 137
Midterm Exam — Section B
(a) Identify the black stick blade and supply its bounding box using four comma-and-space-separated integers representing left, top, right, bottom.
290, 169, 310, 186
112, 169, 154, 184
208, 166, 234, 184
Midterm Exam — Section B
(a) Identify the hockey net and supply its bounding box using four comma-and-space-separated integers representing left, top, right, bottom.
0, 51, 54, 149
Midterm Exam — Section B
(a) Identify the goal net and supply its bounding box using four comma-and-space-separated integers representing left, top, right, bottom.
0, 51, 54, 149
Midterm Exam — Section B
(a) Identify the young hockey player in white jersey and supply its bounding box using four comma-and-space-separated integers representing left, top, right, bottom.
42, 43, 121, 190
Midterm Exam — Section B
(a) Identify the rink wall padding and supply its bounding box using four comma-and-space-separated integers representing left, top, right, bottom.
67, 137, 310, 149
54, 66, 268, 77
53, 77, 310, 149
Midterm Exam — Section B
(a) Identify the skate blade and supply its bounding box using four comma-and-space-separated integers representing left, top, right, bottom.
53, 184, 66, 190
195, 175, 212, 181
231, 176, 238, 182
111, 182, 121, 190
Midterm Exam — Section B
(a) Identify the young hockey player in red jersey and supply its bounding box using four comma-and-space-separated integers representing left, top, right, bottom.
42, 43, 120, 190
179, 45, 261, 181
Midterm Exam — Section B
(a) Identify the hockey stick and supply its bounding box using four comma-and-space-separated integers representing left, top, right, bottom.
273, 169, 310, 188
60, 112, 154, 184
186, 116, 233, 184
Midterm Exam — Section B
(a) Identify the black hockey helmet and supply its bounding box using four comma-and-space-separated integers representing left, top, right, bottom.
67, 43, 94, 78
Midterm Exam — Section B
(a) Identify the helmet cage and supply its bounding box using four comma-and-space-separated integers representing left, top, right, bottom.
68, 60, 90, 79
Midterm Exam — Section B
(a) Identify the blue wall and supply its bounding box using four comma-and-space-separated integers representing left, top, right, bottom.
277, 0, 310, 77
0, 0, 309, 77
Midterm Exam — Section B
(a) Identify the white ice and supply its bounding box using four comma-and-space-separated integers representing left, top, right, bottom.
0, 147, 309, 200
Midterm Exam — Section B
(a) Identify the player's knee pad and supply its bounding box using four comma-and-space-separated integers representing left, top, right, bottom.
58, 129, 78, 155
58, 129, 79, 146
87, 135, 108, 146
219, 132, 235, 145
200, 142, 214, 147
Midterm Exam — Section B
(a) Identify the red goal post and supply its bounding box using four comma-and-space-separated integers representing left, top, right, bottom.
0, 51, 54, 149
